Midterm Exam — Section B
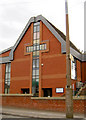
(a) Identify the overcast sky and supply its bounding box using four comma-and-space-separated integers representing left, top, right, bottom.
0, 0, 85, 52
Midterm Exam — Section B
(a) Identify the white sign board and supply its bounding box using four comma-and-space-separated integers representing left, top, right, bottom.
56, 88, 64, 93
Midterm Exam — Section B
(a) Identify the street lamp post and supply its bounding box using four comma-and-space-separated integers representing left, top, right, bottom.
65, 0, 73, 118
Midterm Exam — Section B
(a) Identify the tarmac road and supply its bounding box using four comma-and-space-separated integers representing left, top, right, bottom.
2, 117, 85, 120
1, 107, 85, 120
1, 114, 85, 120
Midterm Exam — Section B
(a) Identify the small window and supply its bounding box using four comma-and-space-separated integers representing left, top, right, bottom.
21, 88, 29, 94
43, 88, 52, 97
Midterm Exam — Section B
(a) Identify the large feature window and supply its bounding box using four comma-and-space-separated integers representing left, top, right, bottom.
5, 63, 11, 94
25, 22, 47, 96
32, 22, 41, 95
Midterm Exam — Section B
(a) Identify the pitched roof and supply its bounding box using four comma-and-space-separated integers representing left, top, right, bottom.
46, 19, 81, 54
0, 15, 85, 62
0, 46, 13, 55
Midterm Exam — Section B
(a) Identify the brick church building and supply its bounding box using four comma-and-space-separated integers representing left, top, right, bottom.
0, 15, 86, 97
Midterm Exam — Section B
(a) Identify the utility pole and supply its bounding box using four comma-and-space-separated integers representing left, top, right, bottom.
65, 0, 73, 118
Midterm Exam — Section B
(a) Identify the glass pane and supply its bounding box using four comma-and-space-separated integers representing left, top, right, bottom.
33, 40, 40, 45
37, 32, 40, 39
33, 40, 36, 45
44, 44, 47, 49
40, 44, 47, 50
32, 76, 35, 79
34, 26, 36, 32
8, 73, 10, 79
33, 33, 37, 40
36, 78, 39, 82
36, 69, 39, 75
36, 59, 39, 67
33, 45, 36, 51
37, 26, 40, 32
36, 75, 39, 78
36, 79, 39, 87
5, 73, 8, 79
33, 60, 36, 68
5, 88, 7, 94
33, 52, 36, 56
40, 44, 44, 50
5, 81, 8, 84
8, 65, 11, 72
30, 46, 33, 52
36, 51, 39, 56
33, 70, 36, 75
6, 64, 8, 72
32, 78, 36, 86
37, 45, 39, 50
36, 40, 40, 44
26, 47, 29, 52
33, 51, 39, 57
28, 47, 30, 52
8, 88, 10, 94
34, 22, 40, 26
7, 81, 10, 86
40, 44, 42, 50
32, 75, 39, 79
42, 44, 45, 50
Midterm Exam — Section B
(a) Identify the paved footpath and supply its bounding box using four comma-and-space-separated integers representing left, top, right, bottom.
1, 107, 86, 119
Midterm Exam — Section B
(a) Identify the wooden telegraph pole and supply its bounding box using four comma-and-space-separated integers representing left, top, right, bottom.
65, 0, 73, 118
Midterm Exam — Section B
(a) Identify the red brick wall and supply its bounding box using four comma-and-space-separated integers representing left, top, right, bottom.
77, 60, 81, 82
0, 64, 5, 94
10, 25, 32, 94
41, 23, 66, 97
1, 96, 85, 114
71, 60, 82, 91
0, 21, 83, 97
82, 62, 86, 83
10, 22, 67, 96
